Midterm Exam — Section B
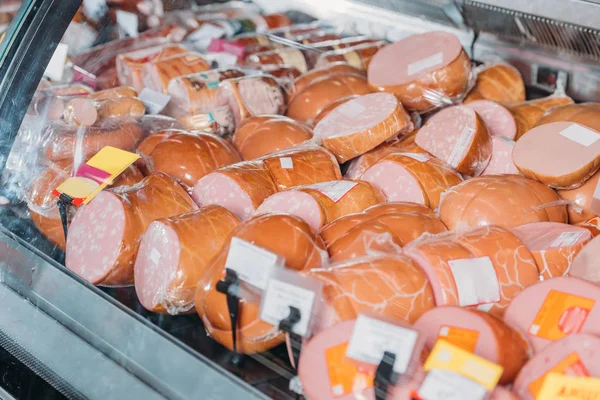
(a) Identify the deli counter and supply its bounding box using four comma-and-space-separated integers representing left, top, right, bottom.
1, 0, 600, 399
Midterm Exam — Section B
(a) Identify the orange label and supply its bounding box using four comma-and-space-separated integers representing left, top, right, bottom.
528, 290, 595, 341
437, 326, 480, 353
325, 342, 374, 398
529, 353, 590, 397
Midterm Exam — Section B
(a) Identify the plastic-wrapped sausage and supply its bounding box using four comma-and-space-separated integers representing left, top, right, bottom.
315, 41, 386, 71
245, 48, 313, 74
63, 97, 146, 126
177, 105, 236, 136
142, 52, 211, 93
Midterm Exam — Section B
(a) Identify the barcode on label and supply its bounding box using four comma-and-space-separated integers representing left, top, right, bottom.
337, 101, 366, 118
559, 124, 600, 147
447, 126, 475, 168
550, 231, 584, 248
224, 237, 279, 290
448, 257, 500, 307
418, 369, 487, 400
407, 52, 444, 76
279, 157, 294, 169
308, 181, 358, 203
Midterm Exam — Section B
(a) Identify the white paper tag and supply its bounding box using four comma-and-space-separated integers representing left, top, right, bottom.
139, 88, 171, 114
402, 152, 431, 162
259, 279, 316, 336
407, 52, 444, 76
83, 0, 108, 22
418, 369, 487, 400
150, 248, 161, 265
337, 101, 366, 118
560, 124, 600, 147
346, 315, 419, 374
308, 181, 359, 203
279, 157, 294, 169
550, 231, 585, 248
448, 256, 500, 307
447, 126, 475, 168
44, 43, 69, 82
224, 237, 280, 290
476, 303, 494, 312
116, 10, 139, 38
188, 23, 226, 43
202, 52, 239, 68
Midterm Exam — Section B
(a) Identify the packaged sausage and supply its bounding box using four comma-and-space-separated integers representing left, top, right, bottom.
464, 63, 526, 104
135, 128, 185, 174
65, 172, 197, 286
368, 31, 473, 113
290, 62, 365, 101
177, 105, 236, 136
507, 92, 574, 139
142, 52, 211, 93
63, 97, 146, 126
314, 40, 386, 71
245, 47, 313, 74
164, 67, 245, 118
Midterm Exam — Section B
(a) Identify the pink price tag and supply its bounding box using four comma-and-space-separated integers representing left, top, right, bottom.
208, 38, 245, 60
72, 65, 97, 90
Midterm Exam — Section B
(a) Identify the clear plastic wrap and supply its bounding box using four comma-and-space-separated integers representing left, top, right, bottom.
289, 62, 365, 101
63, 96, 146, 126
481, 136, 519, 176
557, 167, 600, 224
141, 52, 211, 93
404, 225, 539, 316
368, 31, 474, 114
176, 105, 236, 136
244, 47, 313, 74
314, 40, 386, 71
463, 62, 526, 104
64, 172, 197, 287
313, 92, 414, 163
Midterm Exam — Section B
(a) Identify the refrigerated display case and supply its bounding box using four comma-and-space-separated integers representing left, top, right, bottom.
1, 0, 600, 399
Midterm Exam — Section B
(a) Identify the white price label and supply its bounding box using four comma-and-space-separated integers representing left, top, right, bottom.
259, 279, 316, 336
307, 181, 358, 203
448, 256, 500, 307
447, 126, 475, 168
139, 88, 171, 114
418, 369, 487, 400
224, 237, 280, 290
279, 157, 294, 169
560, 123, 600, 147
550, 231, 584, 248
407, 52, 444, 76
346, 315, 418, 374
188, 23, 226, 43
116, 10, 139, 38
203, 52, 239, 67
44, 43, 69, 82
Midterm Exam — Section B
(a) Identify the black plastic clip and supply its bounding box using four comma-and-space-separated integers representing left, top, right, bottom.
56, 193, 74, 242
279, 306, 302, 371
215, 268, 243, 366
374, 351, 397, 400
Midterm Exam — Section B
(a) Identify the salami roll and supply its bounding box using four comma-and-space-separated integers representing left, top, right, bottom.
313, 93, 413, 163
195, 214, 327, 354
89, 86, 138, 100
291, 62, 364, 100
143, 52, 211, 93
261, 146, 342, 190
416, 105, 492, 176
514, 333, 600, 400
116, 44, 188, 92
310, 254, 435, 326
557, 169, 600, 224
63, 97, 146, 126
511, 222, 591, 280
164, 68, 245, 118
463, 63, 526, 104
65, 172, 197, 286
368, 31, 472, 113
147, 133, 241, 191
232, 115, 313, 160
503, 276, 600, 353
215, 76, 286, 126
191, 161, 278, 220
286, 74, 372, 125
255, 180, 384, 230
508, 95, 574, 139
361, 153, 462, 209
134, 205, 240, 315
513, 121, 600, 189
481, 136, 519, 175
414, 307, 531, 384
438, 175, 568, 230
28, 161, 143, 250
43, 120, 144, 162
465, 100, 517, 139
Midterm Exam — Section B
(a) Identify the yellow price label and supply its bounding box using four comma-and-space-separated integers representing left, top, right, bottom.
537, 373, 600, 400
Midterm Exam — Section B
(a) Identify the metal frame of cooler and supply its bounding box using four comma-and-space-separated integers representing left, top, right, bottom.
2, 0, 600, 399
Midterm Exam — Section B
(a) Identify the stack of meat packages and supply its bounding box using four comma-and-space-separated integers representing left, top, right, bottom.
22, 1, 600, 398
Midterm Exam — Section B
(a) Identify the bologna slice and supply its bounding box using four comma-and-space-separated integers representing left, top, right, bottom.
557, 169, 600, 224
361, 153, 462, 209
313, 92, 413, 163
463, 63, 525, 104
28, 160, 143, 250
142, 52, 211, 94
416, 105, 492, 176
312, 95, 358, 127
507, 94, 574, 139
503, 276, 600, 353
414, 307, 531, 384
286, 74, 372, 125
367, 31, 472, 113
195, 214, 327, 354
482, 136, 520, 175
465, 100, 517, 139
513, 333, 600, 400
569, 235, 600, 284
148, 133, 241, 191
134, 205, 240, 315
405, 226, 539, 316
231, 115, 313, 160
255, 180, 384, 230
513, 121, 600, 189
260, 146, 342, 190
191, 161, 278, 221
511, 222, 591, 280
438, 175, 568, 230
65, 172, 197, 286
310, 254, 435, 327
